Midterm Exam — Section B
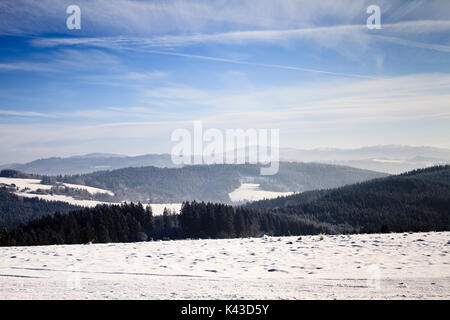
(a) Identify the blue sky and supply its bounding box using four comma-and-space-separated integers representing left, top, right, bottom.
0, 0, 449, 163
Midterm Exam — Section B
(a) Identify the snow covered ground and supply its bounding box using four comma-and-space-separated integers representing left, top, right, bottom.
14, 192, 114, 208
147, 203, 182, 215
13, 192, 181, 216
0, 177, 114, 195
0, 177, 181, 215
229, 183, 294, 202
0, 231, 449, 299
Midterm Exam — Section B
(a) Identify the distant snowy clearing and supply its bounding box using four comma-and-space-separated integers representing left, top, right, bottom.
14, 192, 181, 216
0, 177, 114, 196
148, 203, 182, 215
0, 177, 181, 215
229, 183, 294, 202
0, 232, 449, 299
15, 192, 112, 208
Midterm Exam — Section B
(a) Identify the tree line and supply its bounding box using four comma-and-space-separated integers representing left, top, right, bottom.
0, 201, 333, 247
1, 203, 153, 246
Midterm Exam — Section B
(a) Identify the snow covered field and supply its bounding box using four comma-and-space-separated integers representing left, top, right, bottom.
0, 231, 449, 299
148, 203, 182, 215
229, 183, 294, 202
0, 177, 114, 195
13, 192, 181, 216
14, 192, 113, 208
0, 177, 181, 215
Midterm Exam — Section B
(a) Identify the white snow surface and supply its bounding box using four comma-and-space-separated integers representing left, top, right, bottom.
1, 177, 181, 215
229, 183, 294, 202
0, 232, 449, 299
0, 178, 53, 191
0, 177, 114, 196
148, 203, 182, 216
59, 183, 115, 196
15, 192, 113, 208
14, 192, 181, 216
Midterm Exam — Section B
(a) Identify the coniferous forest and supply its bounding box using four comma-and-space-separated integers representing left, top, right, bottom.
0, 203, 154, 246
0, 165, 449, 247
0, 188, 82, 229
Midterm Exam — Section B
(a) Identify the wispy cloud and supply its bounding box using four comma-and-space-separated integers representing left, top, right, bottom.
27, 17, 450, 79
137, 73, 450, 124
3, 73, 448, 122
132, 49, 379, 79
0, 0, 373, 36
3, 0, 450, 36
124, 71, 167, 80
0, 62, 55, 72
2, 72, 449, 162
0, 49, 122, 75
0, 109, 57, 118
373, 35, 450, 53
30, 19, 450, 51
31, 35, 379, 79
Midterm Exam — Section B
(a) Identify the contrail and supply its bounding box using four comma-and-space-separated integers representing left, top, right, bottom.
32, 36, 376, 79
134, 48, 378, 80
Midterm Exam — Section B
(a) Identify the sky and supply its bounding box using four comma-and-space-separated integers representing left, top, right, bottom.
0, 0, 449, 164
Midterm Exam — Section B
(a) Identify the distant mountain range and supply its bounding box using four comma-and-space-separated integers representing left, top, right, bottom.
0, 153, 178, 175
279, 145, 450, 174
1, 145, 449, 175
281, 145, 450, 161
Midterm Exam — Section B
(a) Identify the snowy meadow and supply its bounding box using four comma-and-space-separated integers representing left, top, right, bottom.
0, 232, 449, 299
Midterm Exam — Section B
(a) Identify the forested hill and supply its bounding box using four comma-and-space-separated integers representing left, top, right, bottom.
0, 188, 82, 229
1, 166, 448, 247
0, 153, 177, 175
57, 162, 387, 203
246, 165, 450, 209
245, 165, 450, 233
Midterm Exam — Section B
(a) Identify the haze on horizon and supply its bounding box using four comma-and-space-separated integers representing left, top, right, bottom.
0, 0, 449, 164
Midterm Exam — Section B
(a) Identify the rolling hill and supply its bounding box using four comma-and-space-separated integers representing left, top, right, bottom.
0, 153, 178, 175
56, 162, 387, 203
246, 165, 450, 234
